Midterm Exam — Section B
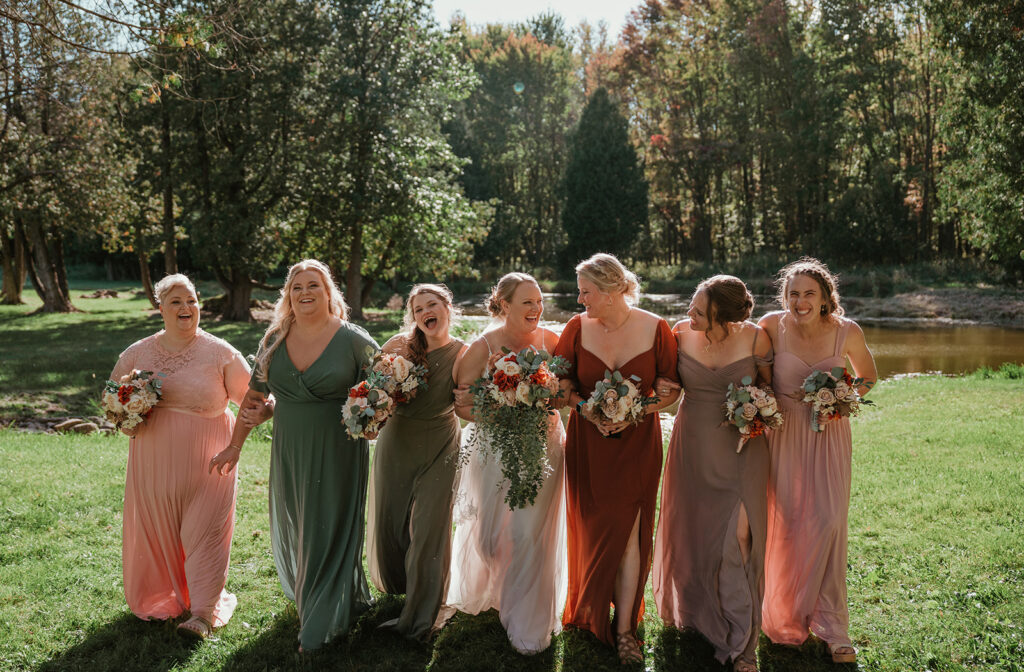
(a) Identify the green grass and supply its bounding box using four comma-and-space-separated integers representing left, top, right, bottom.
1, 375, 1022, 670
2, 282, 1023, 670
0, 283, 403, 423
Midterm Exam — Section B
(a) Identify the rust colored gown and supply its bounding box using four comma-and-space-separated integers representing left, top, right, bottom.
553, 314, 679, 645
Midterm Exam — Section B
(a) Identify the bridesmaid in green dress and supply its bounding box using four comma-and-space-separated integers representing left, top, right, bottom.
210, 259, 378, 652
367, 283, 467, 640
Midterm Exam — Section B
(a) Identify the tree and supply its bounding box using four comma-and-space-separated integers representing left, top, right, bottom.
1, 1, 133, 312
295, 0, 484, 318
562, 87, 647, 265
447, 15, 580, 272
932, 0, 1024, 278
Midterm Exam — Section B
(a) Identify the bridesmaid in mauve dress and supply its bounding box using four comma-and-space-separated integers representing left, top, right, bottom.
367, 284, 466, 641
553, 254, 680, 665
110, 274, 251, 639
652, 276, 773, 672
758, 258, 876, 665
210, 259, 378, 652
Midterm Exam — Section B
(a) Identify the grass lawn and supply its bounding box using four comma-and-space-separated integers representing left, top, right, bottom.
1, 284, 1023, 670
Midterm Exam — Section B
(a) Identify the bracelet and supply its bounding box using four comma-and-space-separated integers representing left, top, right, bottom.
228, 445, 242, 451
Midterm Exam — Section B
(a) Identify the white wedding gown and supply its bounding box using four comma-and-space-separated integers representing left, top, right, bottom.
443, 411, 568, 654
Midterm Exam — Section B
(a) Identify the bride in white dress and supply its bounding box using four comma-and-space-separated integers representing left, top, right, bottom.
443, 272, 567, 654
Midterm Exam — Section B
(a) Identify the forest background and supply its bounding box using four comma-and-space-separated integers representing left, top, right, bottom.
2, 0, 1023, 322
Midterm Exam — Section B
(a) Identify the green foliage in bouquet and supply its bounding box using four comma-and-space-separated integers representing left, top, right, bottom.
465, 346, 568, 510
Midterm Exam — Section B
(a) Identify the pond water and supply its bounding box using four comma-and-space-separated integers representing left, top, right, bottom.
455, 293, 1024, 380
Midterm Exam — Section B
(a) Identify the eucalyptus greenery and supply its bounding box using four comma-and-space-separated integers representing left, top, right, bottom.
464, 346, 568, 510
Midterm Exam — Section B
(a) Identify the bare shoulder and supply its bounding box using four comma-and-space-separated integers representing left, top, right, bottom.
381, 334, 408, 354
631, 307, 663, 325
539, 327, 560, 351
843, 317, 867, 343
672, 318, 690, 332
758, 311, 784, 329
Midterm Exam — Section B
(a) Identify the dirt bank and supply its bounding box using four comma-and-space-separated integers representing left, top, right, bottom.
842, 288, 1024, 328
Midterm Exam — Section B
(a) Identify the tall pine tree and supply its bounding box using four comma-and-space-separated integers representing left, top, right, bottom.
561, 87, 647, 269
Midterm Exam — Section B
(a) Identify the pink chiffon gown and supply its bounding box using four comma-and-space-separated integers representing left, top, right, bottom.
111, 329, 251, 627
762, 317, 855, 648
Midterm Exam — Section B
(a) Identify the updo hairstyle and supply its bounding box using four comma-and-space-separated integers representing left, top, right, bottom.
485, 272, 540, 318
154, 273, 198, 305
696, 275, 754, 329
575, 253, 641, 305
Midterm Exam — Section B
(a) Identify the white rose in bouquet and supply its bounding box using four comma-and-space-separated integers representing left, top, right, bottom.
495, 358, 522, 376
515, 381, 532, 405
741, 402, 758, 420
124, 397, 148, 415
392, 355, 411, 382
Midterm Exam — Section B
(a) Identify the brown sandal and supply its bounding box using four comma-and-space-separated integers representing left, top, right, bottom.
615, 632, 643, 665
734, 658, 758, 672
176, 615, 213, 640
829, 642, 857, 664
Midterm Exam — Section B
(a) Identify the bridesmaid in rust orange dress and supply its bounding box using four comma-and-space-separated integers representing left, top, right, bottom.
553, 253, 680, 665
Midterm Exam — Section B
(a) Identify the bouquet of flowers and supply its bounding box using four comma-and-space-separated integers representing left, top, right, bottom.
722, 375, 783, 452
342, 349, 429, 439
101, 369, 162, 432
580, 369, 658, 435
467, 347, 568, 510
798, 366, 874, 432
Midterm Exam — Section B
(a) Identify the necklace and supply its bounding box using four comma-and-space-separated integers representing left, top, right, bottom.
601, 307, 632, 333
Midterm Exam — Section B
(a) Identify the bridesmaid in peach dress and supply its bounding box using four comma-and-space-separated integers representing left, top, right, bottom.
652, 276, 773, 672
109, 274, 251, 639
758, 258, 876, 665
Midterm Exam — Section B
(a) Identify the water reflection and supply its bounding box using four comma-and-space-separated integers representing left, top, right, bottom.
454, 293, 1024, 379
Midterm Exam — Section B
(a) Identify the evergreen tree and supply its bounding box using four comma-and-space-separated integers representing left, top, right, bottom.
561, 87, 647, 267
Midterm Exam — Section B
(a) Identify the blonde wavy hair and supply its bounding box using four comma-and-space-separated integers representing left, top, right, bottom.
402, 283, 460, 367
575, 253, 641, 305
253, 259, 349, 382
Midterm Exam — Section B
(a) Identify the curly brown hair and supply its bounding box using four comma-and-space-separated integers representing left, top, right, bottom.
775, 257, 844, 318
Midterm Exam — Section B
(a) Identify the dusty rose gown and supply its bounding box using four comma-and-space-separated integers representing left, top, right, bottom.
762, 317, 855, 647
111, 329, 250, 626
653, 341, 773, 665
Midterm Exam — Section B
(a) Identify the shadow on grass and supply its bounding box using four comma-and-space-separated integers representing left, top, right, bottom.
648, 627, 728, 671
37, 612, 201, 672
220, 594, 435, 672
757, 635, 858, 672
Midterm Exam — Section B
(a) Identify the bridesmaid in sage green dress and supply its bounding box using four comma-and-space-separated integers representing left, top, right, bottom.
367, 284, 467, 640
210, 259, 377, 652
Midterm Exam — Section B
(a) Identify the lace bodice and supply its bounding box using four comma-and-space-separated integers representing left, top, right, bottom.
111, 329, 251, 418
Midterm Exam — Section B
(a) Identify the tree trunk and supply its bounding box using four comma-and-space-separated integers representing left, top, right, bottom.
345, 220, 364, 320
137, 223, 158, 309
161, 94, 177, 275
217, 266, 253, 321
1, 227, 26, 304
24, 220, 75, 312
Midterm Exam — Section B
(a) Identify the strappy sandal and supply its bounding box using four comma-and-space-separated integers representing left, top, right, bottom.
615, 631, 643, 665
176, 615, 213, 641
828, 641, 857, 664
734, 657, 759, 672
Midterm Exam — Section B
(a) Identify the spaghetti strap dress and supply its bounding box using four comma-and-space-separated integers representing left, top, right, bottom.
653, 335, 773, 665
762, 317, 855, 648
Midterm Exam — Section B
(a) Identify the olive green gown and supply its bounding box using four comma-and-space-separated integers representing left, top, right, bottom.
251, 322, 378, 651
367, 339, 463, 639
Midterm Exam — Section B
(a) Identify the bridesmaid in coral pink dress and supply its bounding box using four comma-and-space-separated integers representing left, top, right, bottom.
109, 274, 251, 639
758, 259, 877, 665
